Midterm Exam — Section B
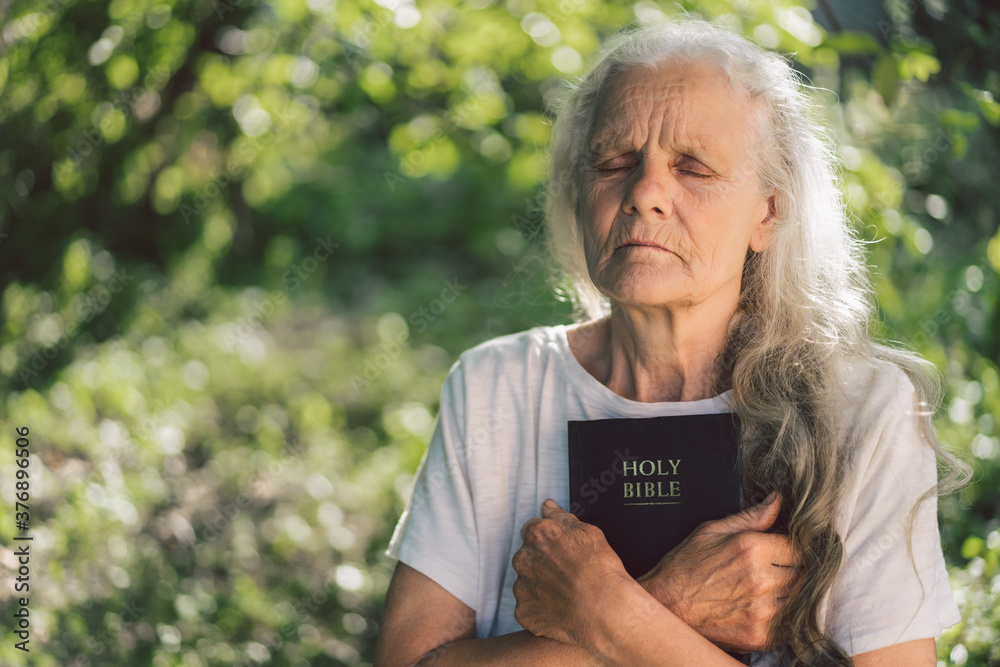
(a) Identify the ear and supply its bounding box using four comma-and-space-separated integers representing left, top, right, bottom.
749, 192, 778, 253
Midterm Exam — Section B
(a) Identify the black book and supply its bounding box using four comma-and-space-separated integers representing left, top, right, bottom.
567, 412, 743, 580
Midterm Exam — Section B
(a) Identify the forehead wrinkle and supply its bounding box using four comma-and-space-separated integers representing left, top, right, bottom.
586, 82, 644, 159
651, 80, 732, 165
587, 75, 735, 166
587, 71, 655, 134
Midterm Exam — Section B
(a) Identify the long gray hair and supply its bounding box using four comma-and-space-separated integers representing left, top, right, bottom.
540, 17, 970, 666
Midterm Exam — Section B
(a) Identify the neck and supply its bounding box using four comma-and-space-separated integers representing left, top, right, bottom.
585, 302, 738, 403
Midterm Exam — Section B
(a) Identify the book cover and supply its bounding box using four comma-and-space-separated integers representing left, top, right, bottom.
567, 412, 743, 580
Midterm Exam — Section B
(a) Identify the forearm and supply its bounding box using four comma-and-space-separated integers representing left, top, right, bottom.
636, 569, 674, 611
415, 631, 604, 667
587, 579, 747, 667
417, 588, 746, 667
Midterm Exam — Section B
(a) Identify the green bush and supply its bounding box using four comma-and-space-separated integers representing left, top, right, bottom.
0, 0, 997, 664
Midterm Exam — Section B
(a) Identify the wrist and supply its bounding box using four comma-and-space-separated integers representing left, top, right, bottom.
637, 568, 679, 614
582, 578, 660, 665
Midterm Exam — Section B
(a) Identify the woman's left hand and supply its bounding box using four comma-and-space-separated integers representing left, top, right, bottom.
511, 499, 635, 649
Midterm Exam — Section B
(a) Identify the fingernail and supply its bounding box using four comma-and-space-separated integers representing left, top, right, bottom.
542, 498, 557, 509
762, 491, 777, 504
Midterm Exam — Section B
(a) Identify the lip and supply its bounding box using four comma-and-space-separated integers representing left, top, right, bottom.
618, 242, 670, 251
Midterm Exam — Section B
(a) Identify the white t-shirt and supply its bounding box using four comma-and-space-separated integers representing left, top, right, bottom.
386, 324, 961, 662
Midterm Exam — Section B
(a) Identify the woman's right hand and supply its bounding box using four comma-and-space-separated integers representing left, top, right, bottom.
635, 492, 804, 654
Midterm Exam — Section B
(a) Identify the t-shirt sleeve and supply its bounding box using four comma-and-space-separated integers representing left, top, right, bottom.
384, 357, 479, 610
824, 370, 962, 656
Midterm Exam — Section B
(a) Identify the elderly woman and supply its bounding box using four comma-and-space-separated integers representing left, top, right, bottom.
374, 18, 967, 667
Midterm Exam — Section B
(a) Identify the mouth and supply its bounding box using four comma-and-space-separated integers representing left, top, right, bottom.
618, 242, 669, 251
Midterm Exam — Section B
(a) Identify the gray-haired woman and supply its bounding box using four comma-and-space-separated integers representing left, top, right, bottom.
374, 17, 968, 667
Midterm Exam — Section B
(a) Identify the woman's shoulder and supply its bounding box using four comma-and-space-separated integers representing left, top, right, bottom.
451, 324, 566, 375
826, 354, 925, 454
438, 325, 567, 435
828, 353, 932, 473
831, 354, 919, 418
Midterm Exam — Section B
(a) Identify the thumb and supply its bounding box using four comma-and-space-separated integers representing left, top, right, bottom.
714, 491, 781, 535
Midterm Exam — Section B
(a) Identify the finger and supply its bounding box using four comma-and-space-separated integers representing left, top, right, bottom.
711, 492, 781, 535
520, 516, 544, 543
541, 499, 580, 526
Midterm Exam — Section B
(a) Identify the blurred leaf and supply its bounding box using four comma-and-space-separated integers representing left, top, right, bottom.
821, 30, 881, 55
962, 535, 985, 559
939, 109, 980, 132
873, 54, 899, 107
1, 0, 998, 664
900, 51, 940, 82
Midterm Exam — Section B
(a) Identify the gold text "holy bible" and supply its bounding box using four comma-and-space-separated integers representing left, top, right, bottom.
622, 459, 681, 499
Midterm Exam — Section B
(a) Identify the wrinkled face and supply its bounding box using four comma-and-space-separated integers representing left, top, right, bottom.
578, 59, 774, 312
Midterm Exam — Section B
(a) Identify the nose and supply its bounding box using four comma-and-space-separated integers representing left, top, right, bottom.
622, 156, 677, 220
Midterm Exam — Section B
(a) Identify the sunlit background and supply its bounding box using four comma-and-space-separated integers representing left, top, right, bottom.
0, 0, 998, 664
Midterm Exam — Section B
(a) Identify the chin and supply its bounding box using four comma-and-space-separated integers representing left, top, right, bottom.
594, 263, 685, 304
598, 282, 686, 309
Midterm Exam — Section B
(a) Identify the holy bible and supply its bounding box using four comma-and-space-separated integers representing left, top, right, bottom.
567, 412, 743, 579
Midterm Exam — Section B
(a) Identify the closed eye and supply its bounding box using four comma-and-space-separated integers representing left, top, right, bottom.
592, 156, 714, 177
598, 166, 712, 178
677, 155, 714, 178
595, 158, 635, 172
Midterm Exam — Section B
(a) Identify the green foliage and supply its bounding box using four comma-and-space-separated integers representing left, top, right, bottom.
0, 0, 997, 665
